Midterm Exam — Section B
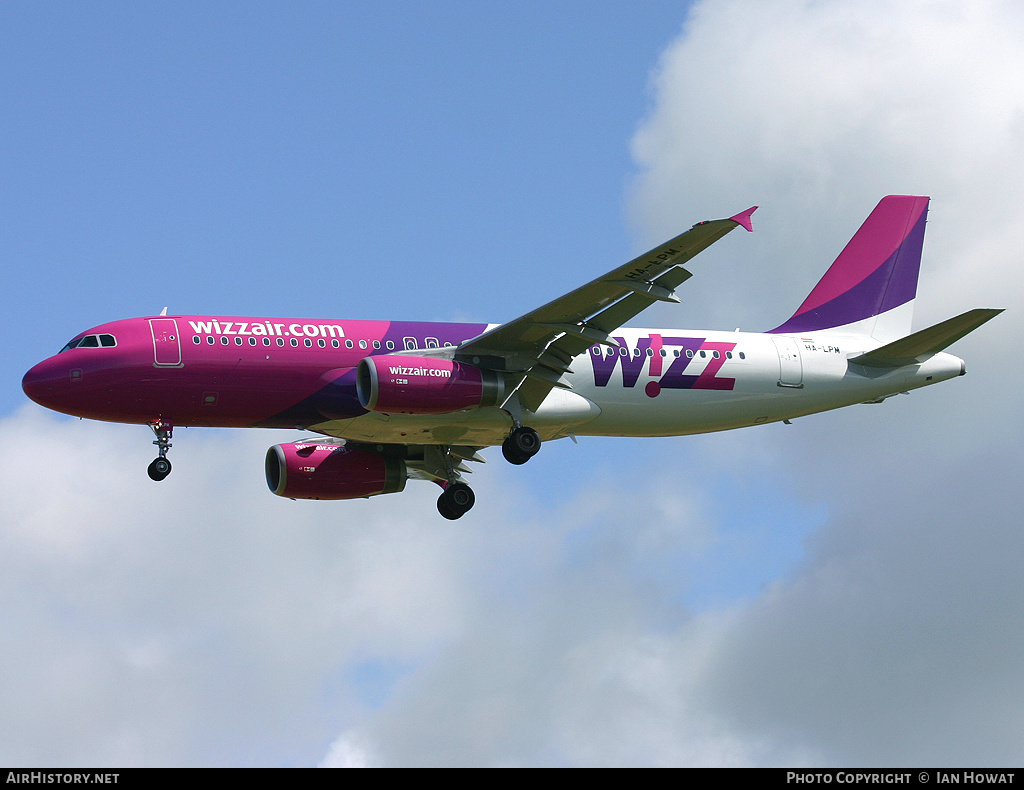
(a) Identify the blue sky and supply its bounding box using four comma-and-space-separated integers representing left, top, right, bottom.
3, 0, 1023, 768
2, 2, 690, 407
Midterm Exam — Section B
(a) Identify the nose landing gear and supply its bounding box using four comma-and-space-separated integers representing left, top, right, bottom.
147, 420, 173, 481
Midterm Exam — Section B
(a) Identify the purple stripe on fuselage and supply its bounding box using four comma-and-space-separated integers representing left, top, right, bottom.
771, 196, 928, 334
255, 319, 491, 427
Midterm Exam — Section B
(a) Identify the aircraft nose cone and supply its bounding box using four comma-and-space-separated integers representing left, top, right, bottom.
22, 357, 67, 409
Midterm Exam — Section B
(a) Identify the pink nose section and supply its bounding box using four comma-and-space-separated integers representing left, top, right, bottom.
22, 363, 47, 404
22, 357, 67, 409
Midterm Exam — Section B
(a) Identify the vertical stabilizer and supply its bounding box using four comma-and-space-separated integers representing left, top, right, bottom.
770, 195, 929, 342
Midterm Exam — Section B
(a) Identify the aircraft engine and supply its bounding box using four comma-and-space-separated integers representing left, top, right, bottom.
266, 442, 406, 500
356, 354, 504, 415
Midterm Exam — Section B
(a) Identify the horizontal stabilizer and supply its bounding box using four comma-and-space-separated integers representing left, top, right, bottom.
850, 308, 1003, 368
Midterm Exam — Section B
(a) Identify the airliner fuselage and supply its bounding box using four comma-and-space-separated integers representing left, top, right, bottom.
21, 196, 999, 519
23, 315, 965, 443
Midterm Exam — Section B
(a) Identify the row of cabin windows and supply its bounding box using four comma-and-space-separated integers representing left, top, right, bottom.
60, 334, 117, 352
189, 335, 746, 360
192, 335, 392, 350
593, 345, 745, 360
191, 336, 458, 351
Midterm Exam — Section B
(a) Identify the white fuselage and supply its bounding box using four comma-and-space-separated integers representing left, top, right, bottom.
310, 326, 965, 447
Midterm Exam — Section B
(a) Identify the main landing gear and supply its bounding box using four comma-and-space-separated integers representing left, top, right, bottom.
433, 425, 538, 518
437, 481, 475, 520
147, 420, 173, 481
502, 425, 541, 465
423, 445, 478, 521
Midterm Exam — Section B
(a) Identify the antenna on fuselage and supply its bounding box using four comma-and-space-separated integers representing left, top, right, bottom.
159, 307, 168, 316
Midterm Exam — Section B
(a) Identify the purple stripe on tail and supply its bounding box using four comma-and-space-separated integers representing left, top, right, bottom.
770, 196, 929, 334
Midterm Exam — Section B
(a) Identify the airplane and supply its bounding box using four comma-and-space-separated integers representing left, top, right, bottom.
22, 195, 1001, 519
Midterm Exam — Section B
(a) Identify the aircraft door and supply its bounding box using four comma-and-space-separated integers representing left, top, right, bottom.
149, 318, 183, 367
772, 336, 803, 388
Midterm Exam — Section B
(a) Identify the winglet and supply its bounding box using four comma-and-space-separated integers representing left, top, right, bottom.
729, 206, 757, 232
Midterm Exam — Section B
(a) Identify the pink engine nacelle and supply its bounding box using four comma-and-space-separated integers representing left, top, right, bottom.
266, 442, 407, 500
356, 354, 504, 415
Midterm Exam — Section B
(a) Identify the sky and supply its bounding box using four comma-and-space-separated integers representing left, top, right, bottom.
2, 0, 1022, 767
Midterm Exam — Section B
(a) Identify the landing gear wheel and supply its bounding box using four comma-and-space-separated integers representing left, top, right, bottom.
437, 497, 457, 520
501, 426, 541, 465
148, 457, 172, 481
437, 482, 475, 520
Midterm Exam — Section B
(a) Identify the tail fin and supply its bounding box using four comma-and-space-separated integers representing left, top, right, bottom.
770, 195, 929, 342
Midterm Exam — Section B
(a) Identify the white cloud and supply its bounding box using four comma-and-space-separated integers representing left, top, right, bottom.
329, 0, 1024, 766
0, 406, 486, 765
620, 0, 1024, 766
320, 733, 378, 768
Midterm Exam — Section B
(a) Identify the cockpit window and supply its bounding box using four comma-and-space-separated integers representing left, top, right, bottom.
58, 333, 117, 352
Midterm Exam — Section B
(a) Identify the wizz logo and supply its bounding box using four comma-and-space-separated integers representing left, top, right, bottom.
590, 334, 736, 396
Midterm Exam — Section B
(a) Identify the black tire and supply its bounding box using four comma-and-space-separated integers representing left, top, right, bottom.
148, 457, 171, 481
438, 482, 475, 519
437, 495, 460, 520
446, 482, 475, 512
502, 441, 528, 465
436, 497, 456, 522
502, 426, 540, 465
